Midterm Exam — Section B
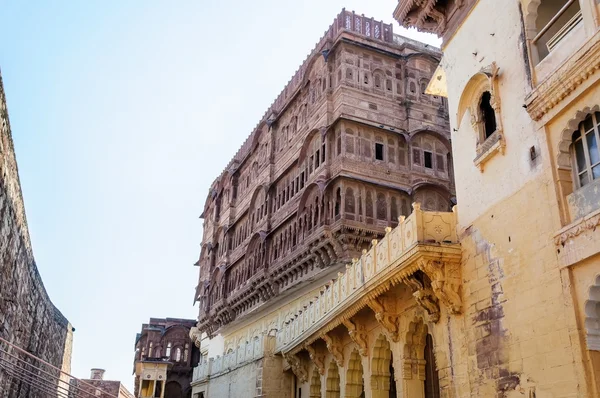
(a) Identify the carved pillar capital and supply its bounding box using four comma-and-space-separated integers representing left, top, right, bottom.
367, 297, 400, 342
343, 319, 368, 356
304, 343, 326, 375
419, 260, 462, 315
283, 353, 308, 383
320, 333, 344, 367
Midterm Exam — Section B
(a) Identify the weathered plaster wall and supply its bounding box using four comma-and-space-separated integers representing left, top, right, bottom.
0, 72, 72, 396
439, 0, 599, 396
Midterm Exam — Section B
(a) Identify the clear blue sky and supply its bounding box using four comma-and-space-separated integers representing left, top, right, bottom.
0, 0, 439, 392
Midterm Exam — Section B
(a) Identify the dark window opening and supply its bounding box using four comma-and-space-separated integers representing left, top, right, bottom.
389, 353, 397, 398
480, 91, 497, 139
375, 143, 384, 161
424, 151, 433, 169
424, 334, 440, 398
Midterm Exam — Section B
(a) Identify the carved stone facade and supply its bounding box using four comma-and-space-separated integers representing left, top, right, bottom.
0, 72, 74, 396
194, 9, 453, 341
133, 318, 201, 398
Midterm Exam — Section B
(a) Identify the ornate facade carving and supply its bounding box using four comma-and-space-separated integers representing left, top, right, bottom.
304, 343, 326, 375
343, 319, 369, 356
284, 353, 308, 383
320, 333, 344, 367
405, 276, 440, 323
368, 297, 400, 342
419, 260, 462, 314
194, 8, 454, 337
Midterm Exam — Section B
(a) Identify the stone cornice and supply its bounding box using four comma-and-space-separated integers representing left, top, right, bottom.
554, 208, 600, 247
525, 31, 600, 122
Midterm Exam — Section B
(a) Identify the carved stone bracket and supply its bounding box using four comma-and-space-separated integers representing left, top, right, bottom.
283, 353, 308, 383
343, 319, 368, 356
304, 344, 326, 375
320, 333, 344, 367
368, 297, 400, 342
419, 260, 462, 314
405, 276, 441, 323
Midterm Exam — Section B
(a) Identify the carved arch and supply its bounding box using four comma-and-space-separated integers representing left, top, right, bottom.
585, 274, 600, 351
403, 318, 428, 381
297, 182, 326, 213
345, 349, 365, 398
557, 105, 600, 169
309, 367, 322, 398
299, 128, 329, 165
409, 129, 452, 153
371, 334, 393, 394
325, 359, 341, 398
456, 72, 494, 131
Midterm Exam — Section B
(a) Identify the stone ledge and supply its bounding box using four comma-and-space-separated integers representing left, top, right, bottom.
525, 30, 600, 122
473, 130, 505, 172
554, 207, 600, 268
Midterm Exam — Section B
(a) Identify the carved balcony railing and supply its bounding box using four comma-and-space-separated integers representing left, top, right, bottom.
278, 203, 460, 353
191, 335, 276, 384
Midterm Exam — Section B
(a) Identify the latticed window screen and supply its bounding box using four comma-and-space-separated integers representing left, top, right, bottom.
572, 112, 600, 188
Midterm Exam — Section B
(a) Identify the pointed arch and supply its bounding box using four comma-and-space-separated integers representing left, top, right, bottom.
345, 349, 364, 398
371, 334, 393, 398
310, 367, 322, 398
325, 359, 341, 398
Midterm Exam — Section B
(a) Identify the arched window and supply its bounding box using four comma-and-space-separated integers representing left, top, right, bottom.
409, 81, 416, 94
166, 342, 172, 358
479, 91, 496, 139
572, 112, 600, 188
175, 347, 182, 362
149, 342, 153, 358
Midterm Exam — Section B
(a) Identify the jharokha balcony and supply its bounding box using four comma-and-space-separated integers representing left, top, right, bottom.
192, 204, 462, 387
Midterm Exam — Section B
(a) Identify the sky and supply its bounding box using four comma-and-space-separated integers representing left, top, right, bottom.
0, 0, 439, 392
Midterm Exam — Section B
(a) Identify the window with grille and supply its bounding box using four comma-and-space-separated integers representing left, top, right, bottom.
572, 112, 600, 188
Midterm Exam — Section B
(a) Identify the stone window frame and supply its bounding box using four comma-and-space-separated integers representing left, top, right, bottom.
571, 111, 600, 189
556, 104, 600, 223
457, 62, 505, 172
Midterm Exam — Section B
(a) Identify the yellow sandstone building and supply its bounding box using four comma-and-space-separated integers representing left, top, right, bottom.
190, 1, 600, 397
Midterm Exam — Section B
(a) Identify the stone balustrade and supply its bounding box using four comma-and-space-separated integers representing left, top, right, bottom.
276, 203, 458, 352
192, 334, 275, 383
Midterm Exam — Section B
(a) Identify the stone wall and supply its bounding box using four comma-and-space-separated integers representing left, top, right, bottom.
0, 71, 73, 397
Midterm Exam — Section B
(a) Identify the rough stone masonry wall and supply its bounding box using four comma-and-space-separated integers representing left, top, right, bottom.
0, 72, 72, 397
